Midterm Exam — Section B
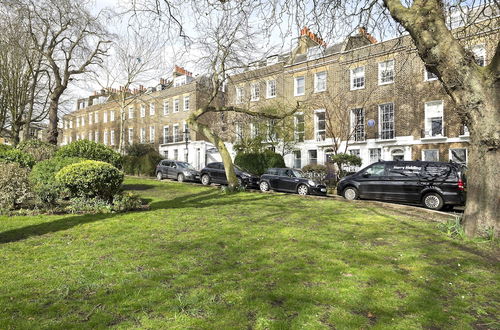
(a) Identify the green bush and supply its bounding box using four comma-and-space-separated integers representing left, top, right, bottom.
0, 162, 32, 210
0, 144, 13, 152
56, 140, 122, 167
302, 164, 328, 173
0, 148, 36, 168
234, 150, 285, 175
65, 192, 143, 214
17, 139, 57, 162
55, 160, 124, 200
30, 157, 84, 204
123, 145, 162, 177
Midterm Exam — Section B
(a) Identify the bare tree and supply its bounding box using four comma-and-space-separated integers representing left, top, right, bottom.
13, 0, 111, 145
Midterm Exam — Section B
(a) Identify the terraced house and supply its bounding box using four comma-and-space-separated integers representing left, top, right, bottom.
225, 22, 496, 169
62, 67, 220, 169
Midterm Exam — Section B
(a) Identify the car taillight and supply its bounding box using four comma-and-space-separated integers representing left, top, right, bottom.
458, 179, 464, 191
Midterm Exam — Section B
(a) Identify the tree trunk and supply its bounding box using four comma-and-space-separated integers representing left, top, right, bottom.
47, 97, 60, 145
118, 107, 126, 154
188, 115, 239, 189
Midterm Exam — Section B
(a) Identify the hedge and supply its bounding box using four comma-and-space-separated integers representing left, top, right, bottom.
17, 139, 57, 162
234, 150, 285, 175
56, 140, 122, 168
0, 148, 36, 168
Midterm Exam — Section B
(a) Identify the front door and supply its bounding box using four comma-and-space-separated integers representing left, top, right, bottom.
357, 163, 387, 199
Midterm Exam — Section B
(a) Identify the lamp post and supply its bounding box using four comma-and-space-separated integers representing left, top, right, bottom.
183, 128, 189, 162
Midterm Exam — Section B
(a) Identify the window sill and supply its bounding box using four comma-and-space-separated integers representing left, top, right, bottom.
349, 140, 367, 145
294, 93, 305, 97
266, 95, 276, 99
313, 89, 326, 94
458, 134, 470, 140
421, 135, 447, 142
378, 81, 394, 86
375, 138, 397, 143
350, 87, 365, 91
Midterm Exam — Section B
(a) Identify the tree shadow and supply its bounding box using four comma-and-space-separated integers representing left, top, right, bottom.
122, 184, 156, 191
0, 213, 119, 244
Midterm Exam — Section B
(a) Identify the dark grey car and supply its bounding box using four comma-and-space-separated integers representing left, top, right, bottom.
156, 160, 200, 182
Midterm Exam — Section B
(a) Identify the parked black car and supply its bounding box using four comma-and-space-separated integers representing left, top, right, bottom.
259, 168, 327, 196
337, 160, 467, 210
156, 160, 200, 182
200, 162, 260, 187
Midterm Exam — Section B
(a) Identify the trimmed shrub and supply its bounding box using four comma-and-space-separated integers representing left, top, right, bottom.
30, 157, 84, 203
111, 192, 143, 212
0, 162, 32, 210
17, 139, 57, 162
0, 148, 35, 168
302, 164, 328, 173
0, 144, 13, 152
123, 144, 162, 177
65, 192, 143, 214
55, 140, 122, 168
55, 160, 124, 200
234, 150, 285, 175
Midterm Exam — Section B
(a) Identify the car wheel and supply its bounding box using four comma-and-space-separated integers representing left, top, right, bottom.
260, 181, 270, 192
177, 173, 185, 182
297, 184, 309, 196
201, 174, 210, 186
156, 172, 163, 181
423, 192, 444, 211
343, 187, 359, 200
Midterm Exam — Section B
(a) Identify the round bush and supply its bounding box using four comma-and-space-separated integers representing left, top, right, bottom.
0, 162, 32, 210
30, 157, 84, 203
234, 150, 285, 175
55, 160, 124, 200
17, 139, 57, 162
0, 144, 13, 152
56, 140, 122, 168
0, 148, 35, 168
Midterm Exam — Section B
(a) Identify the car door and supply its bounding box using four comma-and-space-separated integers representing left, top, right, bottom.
279, 169, 300, 192
384, 162, 422, 202
356, 163, 387, 199
168, 161, 177, 179
267, 169, 281, 190
215, 163, 227, 184
159, 160, 168, 176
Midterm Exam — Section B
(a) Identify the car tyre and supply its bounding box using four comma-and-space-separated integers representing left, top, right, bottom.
423, 192, 444, 211
177, 173, 185, 182
201, 174, 210, 186
343, 187, 359, 200
297, 184, 309, 196
156, 172, 163, 181
260, 181, 270, 192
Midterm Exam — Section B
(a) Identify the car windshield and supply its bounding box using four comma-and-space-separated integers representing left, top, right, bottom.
178, 162, 195, 170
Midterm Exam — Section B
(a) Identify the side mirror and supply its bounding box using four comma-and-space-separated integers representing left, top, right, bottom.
362, 172, 371, 178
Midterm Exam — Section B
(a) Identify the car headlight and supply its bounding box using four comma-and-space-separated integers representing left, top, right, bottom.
241, 172, 251, 178
183, 170, 192, 176
307, 180, 316, 186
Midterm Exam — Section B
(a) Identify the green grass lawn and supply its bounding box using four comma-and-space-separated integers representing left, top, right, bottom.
0, 177, 498, 329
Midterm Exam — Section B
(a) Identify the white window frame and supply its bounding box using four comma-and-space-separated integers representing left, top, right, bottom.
173, 99, 179, 113
128, 128, 133, 144
314, 109, 326, 142
378, 103, 395, 140
314, 71, 327, 93
110, 111, 115, 121
236, 87, 244, 104
140, 127, 146, 143
150, 126, 155, 143
449, 148, 467, 164
424, 100, 444, 137
163, 100, 169, 115
88, 131, 92, 141
149, 102, 155, 116
103, 130, 109, 145
173, 124, 180, 142
94, 112, 99, 123
110, 130, 115, 146
250, 123, 258, 139
294, 112, 305, 142
251, 83, 260, 101
235, 122, 242, 142
81, 117, 85, 126
140, 104, 146, 118
294, 76, 305, 96
94, 131, 99, 143
128, 107, 134, 119
103, 112, 108, 123
266, 80, 276, 98
183, 96, 190, 111
378, 60, 395, 85
163, 125, 169, 144
369, 148, 382, 164
350, 66, 365, 90
88, 113, 92, 125
422, 149, 439, 161
350, 108, 365, 142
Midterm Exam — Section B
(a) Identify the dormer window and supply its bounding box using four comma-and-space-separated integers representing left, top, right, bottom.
307, 46, 323, 60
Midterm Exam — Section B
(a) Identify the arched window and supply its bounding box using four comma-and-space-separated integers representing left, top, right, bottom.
391, 148, 404, 161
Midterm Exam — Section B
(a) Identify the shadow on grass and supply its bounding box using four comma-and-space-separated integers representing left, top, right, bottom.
0, 213, 119, 244
122, 184, 156, 191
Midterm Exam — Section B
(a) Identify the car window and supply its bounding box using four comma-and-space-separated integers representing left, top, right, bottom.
178, 162, 195, 170
207, 163, 217, 169
386, 163, 421, 177
365, 163, 385, 176
266, 169, 278, 175
217, 163, 224, 170
291, 169, 305, 178
422, 164, 456, 179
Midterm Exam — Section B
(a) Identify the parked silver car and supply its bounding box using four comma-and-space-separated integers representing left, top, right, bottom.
156, 160, 200, 182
